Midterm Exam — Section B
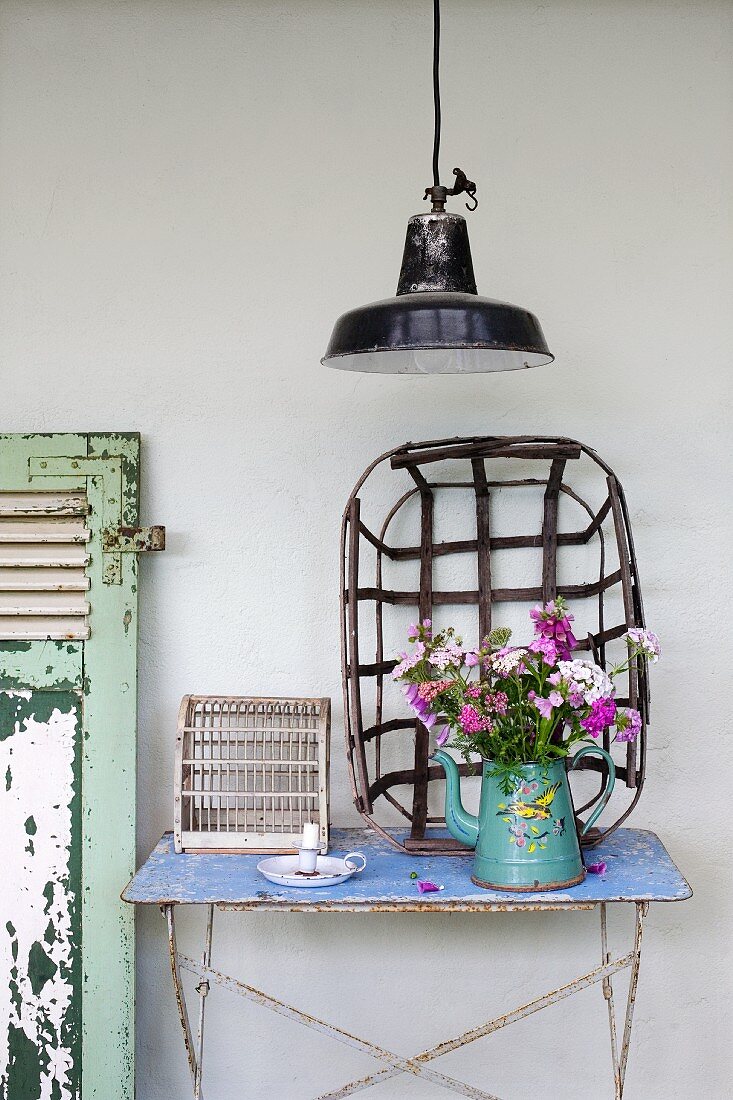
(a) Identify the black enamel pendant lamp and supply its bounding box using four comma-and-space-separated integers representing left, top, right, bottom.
323, 0, 553, 375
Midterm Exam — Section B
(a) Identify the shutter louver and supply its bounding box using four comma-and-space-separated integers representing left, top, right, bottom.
0, 492, 91, 640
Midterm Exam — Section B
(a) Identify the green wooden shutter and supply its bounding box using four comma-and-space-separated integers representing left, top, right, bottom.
0, 433, 162, 1100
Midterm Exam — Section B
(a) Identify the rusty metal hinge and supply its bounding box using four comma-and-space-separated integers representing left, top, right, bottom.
102, 526, 166, 553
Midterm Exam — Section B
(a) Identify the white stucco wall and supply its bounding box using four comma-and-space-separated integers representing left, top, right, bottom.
1, 1, 731, 1096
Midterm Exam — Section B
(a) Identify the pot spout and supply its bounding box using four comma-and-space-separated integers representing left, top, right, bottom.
431, 749, 479, 848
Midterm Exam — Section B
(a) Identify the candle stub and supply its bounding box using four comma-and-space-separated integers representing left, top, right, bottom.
301, 821, 320, 849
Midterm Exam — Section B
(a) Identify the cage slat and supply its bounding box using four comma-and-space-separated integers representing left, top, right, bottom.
174, 695, 330, 853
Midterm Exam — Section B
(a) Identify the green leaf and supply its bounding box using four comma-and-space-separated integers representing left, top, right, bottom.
498, 803, 506, 810
502, 817, 511, 823
539, 843, 547, 850
508, 837, 515, 844
528, 842, 536, 853
531, 826, 540, 835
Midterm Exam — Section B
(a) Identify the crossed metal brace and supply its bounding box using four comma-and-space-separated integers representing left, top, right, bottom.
163, 901, 647, 1100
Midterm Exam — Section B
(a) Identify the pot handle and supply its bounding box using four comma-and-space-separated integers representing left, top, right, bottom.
568, 746, 616, 837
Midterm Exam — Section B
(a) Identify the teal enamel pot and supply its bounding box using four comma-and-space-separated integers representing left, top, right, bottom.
432, 747, 615, 891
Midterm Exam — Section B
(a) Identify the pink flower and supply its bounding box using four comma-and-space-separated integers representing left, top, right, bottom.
581, 697, 617, 738
529, 636, 560, 666
459, 705, 493, 734
486, 691, 508, 715
417, 880, 444, 893
530, 600, 577, 657
392, 642, 426, 678
465, 684, 482, 699
417, 679, 454, 703
532, 693, 558, 720
586, 861, 607, 875
465, 651, 480, 666
625, 628, 661, 662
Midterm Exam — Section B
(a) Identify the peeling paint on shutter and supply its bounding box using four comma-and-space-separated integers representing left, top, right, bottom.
0, 689, 81, 1100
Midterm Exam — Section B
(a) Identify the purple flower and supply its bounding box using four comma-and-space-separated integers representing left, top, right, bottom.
435, 727, 449, 747
412, 695, 429, 718
464, 651, 480, 666
403, 683, 420, 705
581, 697, 617, 738
529, 636, 560, 666
586, 861, 607, 875
417, 880, 444, 893
614, 707, 642, 743
403, 689, 438, 730
530, 600, 578, 658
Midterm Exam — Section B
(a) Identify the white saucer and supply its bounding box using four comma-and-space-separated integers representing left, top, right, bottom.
257, 852, 366, 888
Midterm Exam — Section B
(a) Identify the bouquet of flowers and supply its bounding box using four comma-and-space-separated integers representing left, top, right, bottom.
393, 598, 660, 785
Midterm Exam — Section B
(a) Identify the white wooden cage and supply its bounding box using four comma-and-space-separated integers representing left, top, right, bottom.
174, 695, 330, 854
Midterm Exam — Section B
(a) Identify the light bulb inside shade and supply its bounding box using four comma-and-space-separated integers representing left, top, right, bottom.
326, 347, 554, 374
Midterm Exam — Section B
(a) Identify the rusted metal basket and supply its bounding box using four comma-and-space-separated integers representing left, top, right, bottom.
174, 695, 330, 853
341, 435, 650, 853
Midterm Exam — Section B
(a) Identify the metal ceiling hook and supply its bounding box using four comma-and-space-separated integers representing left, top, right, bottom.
448, 167, 478, 211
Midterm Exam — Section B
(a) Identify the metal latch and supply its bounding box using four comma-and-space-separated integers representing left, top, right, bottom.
102, 526, 166, 553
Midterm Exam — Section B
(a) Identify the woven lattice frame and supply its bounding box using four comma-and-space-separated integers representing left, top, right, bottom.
340, 436, 649, 853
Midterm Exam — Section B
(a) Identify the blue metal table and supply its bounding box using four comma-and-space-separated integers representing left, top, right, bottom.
123, 827, 690, 1100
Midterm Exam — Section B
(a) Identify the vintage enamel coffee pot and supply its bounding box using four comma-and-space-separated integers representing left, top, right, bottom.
432, 746, 615, 891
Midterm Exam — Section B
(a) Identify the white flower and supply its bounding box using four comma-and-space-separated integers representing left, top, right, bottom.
491, 648, 528, 677
556, 659, 613, 704
428, 642, 463, 671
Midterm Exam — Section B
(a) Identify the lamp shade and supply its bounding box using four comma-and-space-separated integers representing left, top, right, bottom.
323, 211, 553, 374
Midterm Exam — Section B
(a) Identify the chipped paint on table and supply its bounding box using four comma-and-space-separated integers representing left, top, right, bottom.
123, 827, 691, 911
0, 690, 81, 1100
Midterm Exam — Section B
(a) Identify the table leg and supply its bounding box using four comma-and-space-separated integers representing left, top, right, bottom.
600, 902, 647, 1099
194, 905, 214, 1099
164, 903, 208, 1100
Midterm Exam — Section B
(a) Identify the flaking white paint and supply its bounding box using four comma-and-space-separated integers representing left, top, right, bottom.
0, 695, 78, 1100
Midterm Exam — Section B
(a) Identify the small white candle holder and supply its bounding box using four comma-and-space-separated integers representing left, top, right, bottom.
295, 822, 321, 876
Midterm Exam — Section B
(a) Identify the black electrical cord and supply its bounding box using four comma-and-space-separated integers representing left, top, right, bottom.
432, 0, 441, 187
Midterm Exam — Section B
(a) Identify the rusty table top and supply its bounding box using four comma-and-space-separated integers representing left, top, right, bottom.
123, 827, 691, 912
